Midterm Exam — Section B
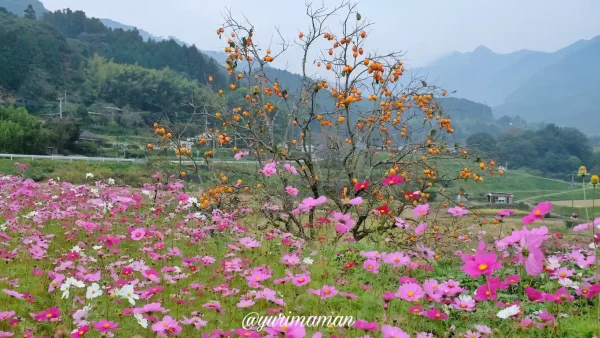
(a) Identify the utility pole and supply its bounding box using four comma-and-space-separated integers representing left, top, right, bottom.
64, 90, 67, 113
58, 97, 63, 119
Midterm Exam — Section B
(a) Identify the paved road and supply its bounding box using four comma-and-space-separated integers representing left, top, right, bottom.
0, 153, 141, 163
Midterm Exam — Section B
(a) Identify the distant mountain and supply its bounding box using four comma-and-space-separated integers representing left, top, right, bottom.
99, 18, 187, 45
0, 0, 186, 45
419, 36, 600, 134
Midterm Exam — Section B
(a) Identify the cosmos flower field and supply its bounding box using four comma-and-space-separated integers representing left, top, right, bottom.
0, 172, 599, 338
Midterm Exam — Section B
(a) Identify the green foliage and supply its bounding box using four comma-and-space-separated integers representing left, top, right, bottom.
42, 9, 226, 88
23, 4, 35, 19
469, 124, 593, 176
0, 11, 71, 106
0, 106, 48, 153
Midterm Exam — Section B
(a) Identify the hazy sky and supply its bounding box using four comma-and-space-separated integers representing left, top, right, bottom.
43, 0, 600, 71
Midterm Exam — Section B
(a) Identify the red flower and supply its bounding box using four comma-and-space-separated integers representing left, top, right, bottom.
375, 205, 392, 215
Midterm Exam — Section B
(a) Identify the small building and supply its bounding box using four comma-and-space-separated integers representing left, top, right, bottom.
79, 130, 102, 142
486, 192, 514, 204
456, 193, 469, 202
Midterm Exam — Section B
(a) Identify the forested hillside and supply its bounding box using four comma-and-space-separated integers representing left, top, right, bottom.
0, 8, 225, 119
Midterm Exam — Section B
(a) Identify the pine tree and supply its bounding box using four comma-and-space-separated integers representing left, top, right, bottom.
24, 4, 36, 20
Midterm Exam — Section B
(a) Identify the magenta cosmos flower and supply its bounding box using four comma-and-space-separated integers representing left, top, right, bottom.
522, 201, 552, 224
423, 307, 449, 320
354, 320, 379, 331
32, 307, 60, 322
382, 174, 404, 186
461, 241, 501, 278
93, 320, 119, 334
397, 283, 424, 302
354, 180, 370, 191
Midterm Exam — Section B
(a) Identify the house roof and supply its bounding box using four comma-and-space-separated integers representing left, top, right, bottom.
79, 130, 102, 140
486, 192, 514, 196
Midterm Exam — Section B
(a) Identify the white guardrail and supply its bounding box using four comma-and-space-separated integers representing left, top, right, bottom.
0, 153, 138, 163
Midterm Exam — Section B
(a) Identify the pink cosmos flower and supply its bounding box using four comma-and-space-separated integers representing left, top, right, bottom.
297, 196, 327, 212
551, 267, 574, 280
413, 204, 430, 217
234, 150, 250, 160
451, 295, 476, 311
260, 162, 277, 177
93, 320, 119, 334
394, 217, 409, 228
460, 241, 502, 278
285, 186, 299, 196
382, 174, 404, 186
284, 163, 299, 175
382, 325, 410, 338
448, 206, 469, 217
292, 274, 310, 286
182, 316, 208, 331
282, 253, 300, 266
439, 280, 465, 296
151, 316, 182, 335
497, 226, 548, 276
310, 285, 338, 299
397, 283, 424, 302
264, 321, 306, 337
330, 211, 356, 229
363, 259, 379, 274
497, 209, 515, 217
131, 228, 146, 241
346, 196, 363, 206
0, 311, 15, 321
383, 252, 410, 267
414, 223, 428, 235
335, 223, 350, 234
522, 201, 552, 224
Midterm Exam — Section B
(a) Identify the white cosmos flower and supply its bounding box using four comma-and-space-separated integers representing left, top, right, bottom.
86, 283, 103, 299
92, 245, 103, 250
497, 305, 520, 319
108, 178, 115, 185
134, 313, 148, 328
115, 284, 139, 305
60, 277, 85, 299
303, 257, 314, 265
545, 256, 561, 270
85, 173, 94, 178
558, 278, 579, 289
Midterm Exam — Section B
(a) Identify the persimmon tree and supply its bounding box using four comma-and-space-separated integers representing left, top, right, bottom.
150, 1, 498, 245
